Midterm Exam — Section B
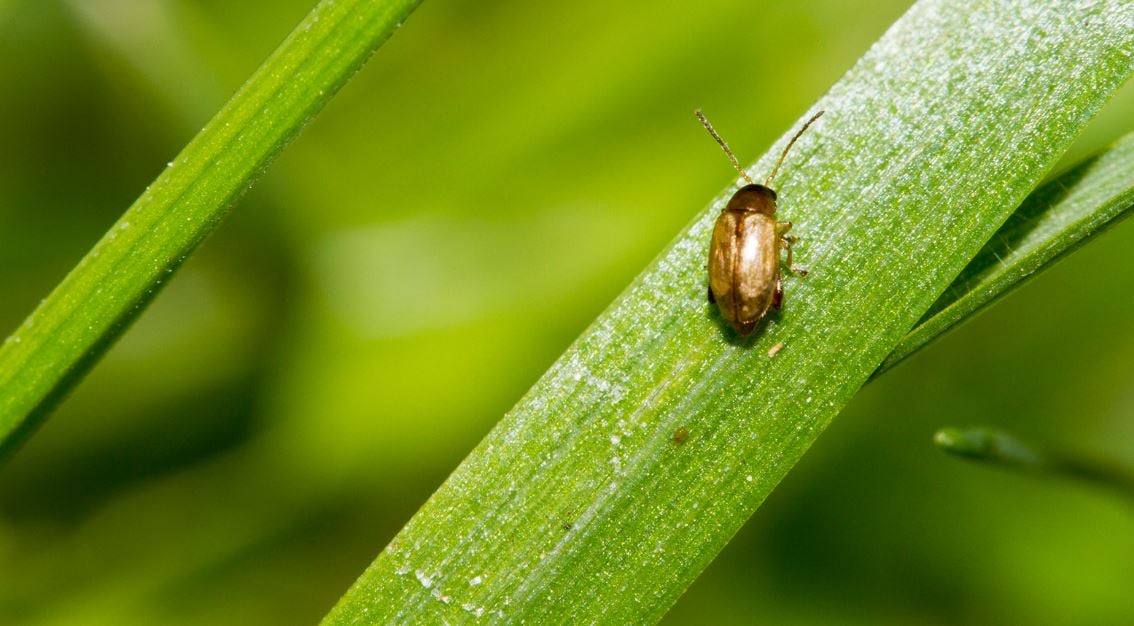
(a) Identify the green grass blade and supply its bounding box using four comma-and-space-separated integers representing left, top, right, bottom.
0, 0, 422, 458
324, 1, 1134, 623
880, 131, 1134, 374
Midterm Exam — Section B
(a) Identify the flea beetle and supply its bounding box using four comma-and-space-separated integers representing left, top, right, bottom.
697, 109, 823, 336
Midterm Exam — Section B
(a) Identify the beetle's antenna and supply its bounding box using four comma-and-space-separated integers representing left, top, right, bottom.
695, 109, 754, 185
764, 110, 824, 187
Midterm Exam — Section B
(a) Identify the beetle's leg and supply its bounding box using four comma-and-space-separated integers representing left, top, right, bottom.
772, 273, 784, 310
781, 235, 809, 276
707, 285, 715, 304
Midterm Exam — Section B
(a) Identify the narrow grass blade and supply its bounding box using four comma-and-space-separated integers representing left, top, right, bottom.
880, 131, 1134, 374
324, 1, 1134, 623
0, 0, 423, 458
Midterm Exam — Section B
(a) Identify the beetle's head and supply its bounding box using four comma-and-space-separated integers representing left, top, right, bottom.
725, 184, 778, 215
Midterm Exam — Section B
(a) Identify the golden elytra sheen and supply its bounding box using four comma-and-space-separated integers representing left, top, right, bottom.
697, 110, 823, 335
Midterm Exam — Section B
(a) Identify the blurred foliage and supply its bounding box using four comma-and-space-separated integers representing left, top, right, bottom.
0, 0, 1131, 624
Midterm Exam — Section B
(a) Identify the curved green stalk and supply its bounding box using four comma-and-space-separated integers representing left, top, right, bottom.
0, 0, 423, 459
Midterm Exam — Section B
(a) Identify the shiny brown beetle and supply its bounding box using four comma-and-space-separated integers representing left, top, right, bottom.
697, 109, 823, 335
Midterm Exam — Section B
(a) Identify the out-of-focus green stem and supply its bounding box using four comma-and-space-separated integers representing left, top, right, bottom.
935, 426, 1134, 499
0, 0, 423, 460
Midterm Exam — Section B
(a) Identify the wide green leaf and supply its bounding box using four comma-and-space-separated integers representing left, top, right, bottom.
325, 0, 1134, 623
0, 0, 422, 459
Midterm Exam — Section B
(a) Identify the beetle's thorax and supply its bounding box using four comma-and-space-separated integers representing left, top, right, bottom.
724, 183, 778, 216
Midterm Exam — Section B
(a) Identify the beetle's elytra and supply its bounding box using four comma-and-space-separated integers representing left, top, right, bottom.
697, 109, 824, 336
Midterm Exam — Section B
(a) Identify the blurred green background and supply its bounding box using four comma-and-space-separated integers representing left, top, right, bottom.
2, 1, 1133, 624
